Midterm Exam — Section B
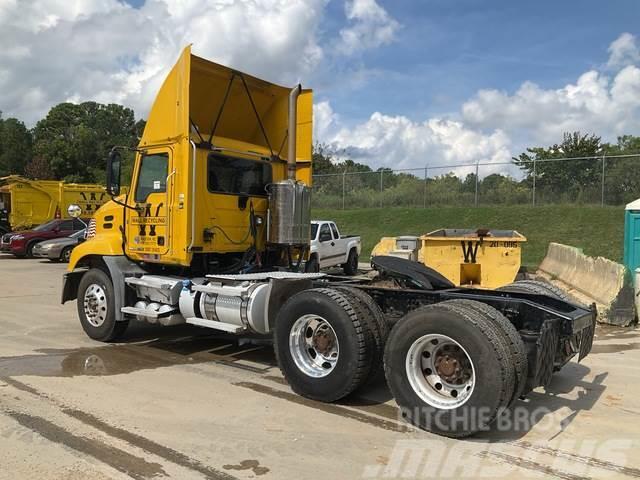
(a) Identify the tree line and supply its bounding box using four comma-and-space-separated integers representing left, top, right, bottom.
313, 132, 640, 207
1, 101, 639, 205
0, 102, 144, 183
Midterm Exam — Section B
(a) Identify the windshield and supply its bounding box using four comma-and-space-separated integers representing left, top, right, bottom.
311, 223, 318, 240
70, 229, 86, 239
33, 220, 58, 232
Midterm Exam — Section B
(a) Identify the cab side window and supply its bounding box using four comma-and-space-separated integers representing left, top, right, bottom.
319, 224, 332, 242
135, 153, 168, 203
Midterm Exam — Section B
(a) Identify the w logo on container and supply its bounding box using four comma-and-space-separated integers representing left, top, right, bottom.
461, 241, 479, 263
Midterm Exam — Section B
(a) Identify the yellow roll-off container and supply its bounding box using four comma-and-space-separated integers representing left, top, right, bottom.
372, 228, 527, 289
0, 176, 109, 231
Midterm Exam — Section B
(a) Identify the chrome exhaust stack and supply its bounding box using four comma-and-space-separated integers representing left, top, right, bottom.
287, 84, 302, 180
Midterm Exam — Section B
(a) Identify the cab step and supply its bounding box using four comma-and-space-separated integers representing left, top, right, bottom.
185, 317, 244, 333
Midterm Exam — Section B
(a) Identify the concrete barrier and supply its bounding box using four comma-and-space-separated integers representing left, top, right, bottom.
537, 243, 635, 326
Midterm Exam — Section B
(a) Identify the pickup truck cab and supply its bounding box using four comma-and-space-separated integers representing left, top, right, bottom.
307, 220, 361, 275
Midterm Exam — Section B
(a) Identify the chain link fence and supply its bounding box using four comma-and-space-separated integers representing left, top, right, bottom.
311, 154, 640, 209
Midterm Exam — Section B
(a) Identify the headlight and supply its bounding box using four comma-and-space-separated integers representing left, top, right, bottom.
39, 244, 53, 250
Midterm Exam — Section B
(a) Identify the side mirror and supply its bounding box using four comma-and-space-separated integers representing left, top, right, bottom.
106, 148, 122, 196
67, 204, 82, 218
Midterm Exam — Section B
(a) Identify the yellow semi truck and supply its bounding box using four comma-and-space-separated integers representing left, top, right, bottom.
61, 46, 595, 437
0, 175, 108, 234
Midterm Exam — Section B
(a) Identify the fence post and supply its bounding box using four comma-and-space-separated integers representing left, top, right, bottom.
424, 165, 428, 208
532, 158, 537, 207
379, 170, 383, 208
601, 154, 606, 206
342, 171, 346, 210
474, 162, 479, 207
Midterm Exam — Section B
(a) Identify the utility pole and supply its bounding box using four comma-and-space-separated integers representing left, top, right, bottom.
601, 153, 606, 206
474, 162, 479, 207
424, 165, 428, 208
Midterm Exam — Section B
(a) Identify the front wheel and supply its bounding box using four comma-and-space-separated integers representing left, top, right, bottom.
304, 255, 320, 273
60, 246, 73, 263
77, 268, 128, 342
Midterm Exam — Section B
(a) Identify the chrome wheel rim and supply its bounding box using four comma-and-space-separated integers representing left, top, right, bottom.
83, 284, 107, 327
62, 249, 71, 262
406, 333, 475, 409
289, 314, 339, 378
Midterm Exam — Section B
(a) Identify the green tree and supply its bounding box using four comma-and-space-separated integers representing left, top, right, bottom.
32, 102, 140, 183
514, 132, 604, 203
0, 115, 33, 176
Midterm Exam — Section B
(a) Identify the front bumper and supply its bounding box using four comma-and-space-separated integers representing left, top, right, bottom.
32, 246, 60, 259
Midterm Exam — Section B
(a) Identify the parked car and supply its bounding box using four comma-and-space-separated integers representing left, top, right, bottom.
32, 228, 86, 263
307, 220, 361, 275
4, 218, 88, 258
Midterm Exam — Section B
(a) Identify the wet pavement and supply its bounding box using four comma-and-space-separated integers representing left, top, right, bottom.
1, 255, 640, 479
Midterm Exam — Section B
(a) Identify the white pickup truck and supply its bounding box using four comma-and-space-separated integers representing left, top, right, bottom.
306, 220, 361, 275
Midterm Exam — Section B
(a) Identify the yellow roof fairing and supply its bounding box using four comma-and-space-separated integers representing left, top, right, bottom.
139, 46, 312, 163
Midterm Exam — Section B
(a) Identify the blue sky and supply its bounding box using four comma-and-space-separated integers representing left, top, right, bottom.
2, 0, 640, 173
321, 0, 640, 124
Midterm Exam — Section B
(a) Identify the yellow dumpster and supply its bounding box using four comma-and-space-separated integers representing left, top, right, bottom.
371, 229, 527, 289
420, 229, 526, 288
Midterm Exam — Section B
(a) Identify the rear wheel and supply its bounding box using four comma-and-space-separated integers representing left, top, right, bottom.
274, 288, 375, 402
77, 268, 128, 342
343, 249, 358, 276
441, 300, 528, 405
384, 301, 515, 437
335, 286, 389, 384
499, 279, 569, 301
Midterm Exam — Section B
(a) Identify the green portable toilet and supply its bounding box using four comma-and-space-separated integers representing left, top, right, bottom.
624, 198, 640, 286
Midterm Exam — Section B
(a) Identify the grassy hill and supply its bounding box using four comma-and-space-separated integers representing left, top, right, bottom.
312, 205, 624, 268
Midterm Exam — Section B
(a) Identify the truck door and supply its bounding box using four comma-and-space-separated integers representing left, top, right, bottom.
127, 149, 172, 258
317, 223, 335, 268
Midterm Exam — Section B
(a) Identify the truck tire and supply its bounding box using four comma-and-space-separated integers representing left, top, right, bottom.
335, 286, 389, 384
274, 288, 375, 402
77, 268, 129, 342
305, 255, 320, 273
499, 280, 570, 302
343, 249, 358, 276
384, 301, 515, 437
441, 300, 528, 405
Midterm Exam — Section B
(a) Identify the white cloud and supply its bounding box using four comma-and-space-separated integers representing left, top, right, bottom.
0, 0, 328, 123
607, 32, 640, 69
461, 33, 640, 146
317, 107, 512, 176
316, 32, 640, 176
313, 101, 340, 141
337, 0, 400, 55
